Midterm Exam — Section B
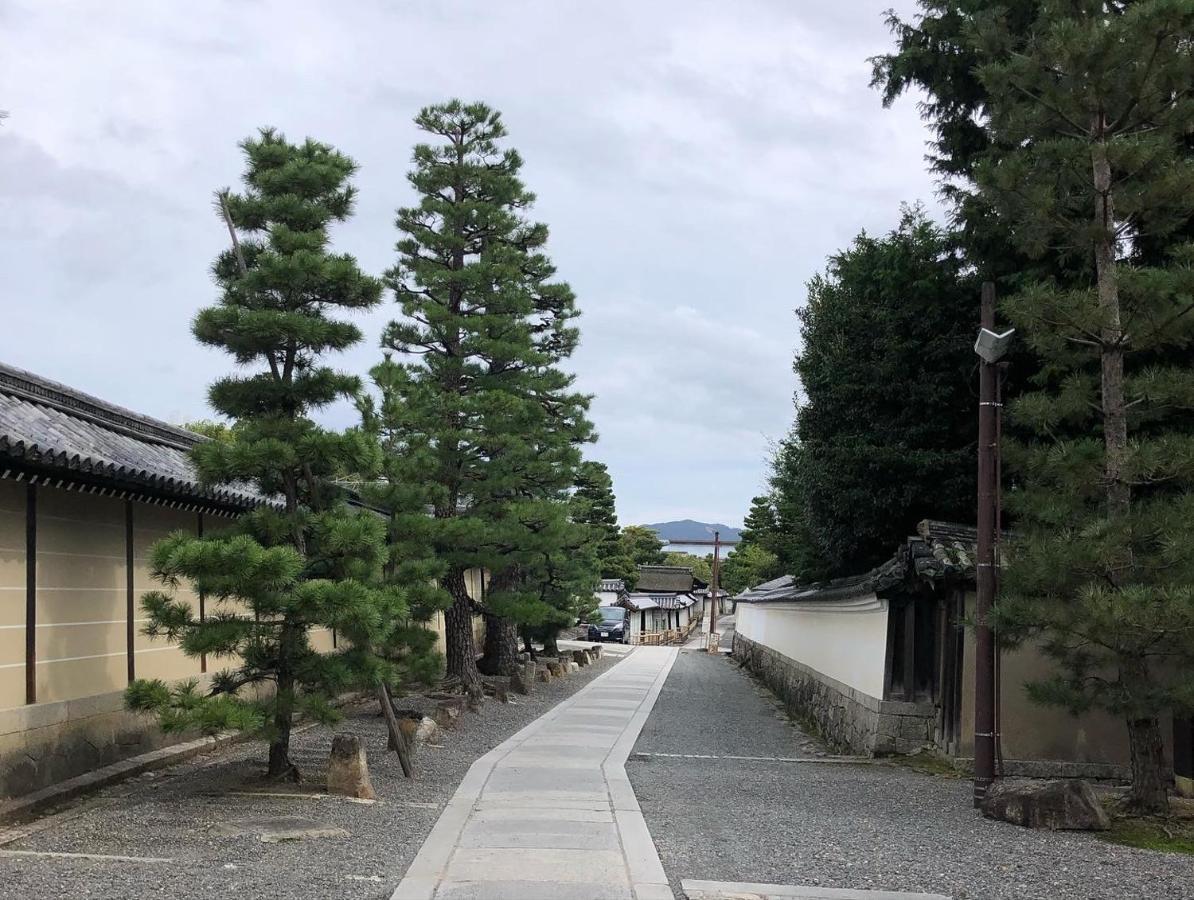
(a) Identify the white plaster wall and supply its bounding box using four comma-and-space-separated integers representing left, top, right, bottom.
736, 596, 890, 699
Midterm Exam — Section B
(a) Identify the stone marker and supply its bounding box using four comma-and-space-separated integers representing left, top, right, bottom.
981, 779, 1110, 831
482, 678, 510, 703
590, 644, 603, 659
326, 733, 375, 801
536, 665, 553, 683
433, 699, 463, 729
546, 660, 565, 678
572, 649, 590, 667
510, 666, 532, 695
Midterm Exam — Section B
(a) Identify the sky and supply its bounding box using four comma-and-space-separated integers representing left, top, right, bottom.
0, 0, 942, 527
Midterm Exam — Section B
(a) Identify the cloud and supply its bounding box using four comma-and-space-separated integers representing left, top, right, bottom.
0, 0, 940, 526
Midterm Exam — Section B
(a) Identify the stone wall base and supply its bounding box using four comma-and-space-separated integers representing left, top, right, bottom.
0, 689, 200, 800
732, 633, 935, 756
952, 756, 1130, 782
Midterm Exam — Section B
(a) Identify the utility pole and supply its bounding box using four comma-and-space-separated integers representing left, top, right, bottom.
974, 281, 1002, 807
708, 530, 721, 651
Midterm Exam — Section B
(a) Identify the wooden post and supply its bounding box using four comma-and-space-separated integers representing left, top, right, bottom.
24, 482, 36, 705
377, 682, 413, 778
903, 600, 917, 702
125, 500, 135, 683
707, 530, 720, 651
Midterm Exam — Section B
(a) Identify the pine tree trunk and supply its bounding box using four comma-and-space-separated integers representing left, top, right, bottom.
268, 628, 298, 781
1092, 128, 1165, 812
1125, 714, 1169, 814
479, 611, 520, 676
442, 568, 481, 690
1091, 137, 1130, 522
542, 627, 560, 658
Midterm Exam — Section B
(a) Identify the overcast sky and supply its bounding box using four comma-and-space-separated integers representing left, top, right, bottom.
0, 0, 941, 527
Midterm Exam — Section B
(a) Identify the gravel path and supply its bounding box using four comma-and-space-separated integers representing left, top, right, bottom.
627, 650, 1194, 900
0, 653, 620, 900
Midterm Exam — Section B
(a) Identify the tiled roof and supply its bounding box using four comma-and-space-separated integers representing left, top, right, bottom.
0, 362, 266, 510
736, 519, 983, 606
598, 578, 626, 592
635, 565, 695, 593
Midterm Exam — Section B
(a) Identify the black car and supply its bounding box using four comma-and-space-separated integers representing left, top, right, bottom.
587, 606, 628, 643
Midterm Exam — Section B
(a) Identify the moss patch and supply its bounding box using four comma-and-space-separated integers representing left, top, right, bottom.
1100, 798, 1194, 855
884, 751, 963, 779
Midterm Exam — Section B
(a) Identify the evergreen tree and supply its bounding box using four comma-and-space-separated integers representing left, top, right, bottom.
126, 130, 395, 780
573, 461, 636, 585
619, 525, 666, 568
975, 0, 1194, 814
380, 100, 590, 689
720, 543, 780, 596
777, 208, 977, 576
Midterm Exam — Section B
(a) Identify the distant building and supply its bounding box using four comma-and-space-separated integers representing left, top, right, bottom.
617, 565, 707, 644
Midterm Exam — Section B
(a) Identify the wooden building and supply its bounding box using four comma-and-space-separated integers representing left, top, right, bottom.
0, 362, 481, 799
733, 520, 1169, 780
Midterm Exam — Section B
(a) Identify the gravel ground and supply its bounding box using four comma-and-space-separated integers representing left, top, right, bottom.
628, 650, 1194, 900
0, 652, 618, 900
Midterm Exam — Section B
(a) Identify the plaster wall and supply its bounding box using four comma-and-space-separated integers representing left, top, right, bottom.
736, 597, 890, 700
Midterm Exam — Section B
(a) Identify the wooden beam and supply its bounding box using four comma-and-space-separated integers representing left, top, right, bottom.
197, 512, 206, 674
25, 483, 36, 705
125, 501, 135, 683
903, 600, 917, 702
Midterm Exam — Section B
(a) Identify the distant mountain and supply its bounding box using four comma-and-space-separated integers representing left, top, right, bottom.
645, 519, 742, 544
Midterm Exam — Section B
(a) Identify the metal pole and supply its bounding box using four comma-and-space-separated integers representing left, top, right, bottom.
974, 281, 998, 807
708, 530, 720, 650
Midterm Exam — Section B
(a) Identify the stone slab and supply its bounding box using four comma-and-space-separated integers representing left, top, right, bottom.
445, 847, 629, 884
434, 880, 633, 899
459, 816, 620, 850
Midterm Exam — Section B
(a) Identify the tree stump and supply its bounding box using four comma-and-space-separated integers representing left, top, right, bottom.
327, 733, 375, 800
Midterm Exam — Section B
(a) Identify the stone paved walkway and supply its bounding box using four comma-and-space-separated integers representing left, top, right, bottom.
391, 645, 678, 900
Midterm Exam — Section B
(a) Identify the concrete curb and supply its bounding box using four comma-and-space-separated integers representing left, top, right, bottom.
0, 730, 243, 825
680, 880, 951, 900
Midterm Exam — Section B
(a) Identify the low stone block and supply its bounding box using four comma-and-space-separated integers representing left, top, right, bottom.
572, 650, 590, 668
326, 733, 375, 801
536, 666, 554, 683
433, 700, 463, 729
981, 779, 1110, 831
546, 661, 565, 678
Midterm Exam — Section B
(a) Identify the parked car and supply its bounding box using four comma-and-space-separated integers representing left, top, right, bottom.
587, 606, 629, 643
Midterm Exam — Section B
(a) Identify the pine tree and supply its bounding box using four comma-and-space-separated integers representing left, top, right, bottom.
573, 461, 636, 585
126, 130, 397, 780
976, 0, 1194, 813
380, 100, 591, 689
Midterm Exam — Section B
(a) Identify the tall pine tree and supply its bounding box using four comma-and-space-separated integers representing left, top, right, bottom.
380, 101, 590, 689
976, 0, 1194, 813
127, 130, 398, 780
573, 461, 636, 585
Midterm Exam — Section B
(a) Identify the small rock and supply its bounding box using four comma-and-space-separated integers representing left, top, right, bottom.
326, 733, 376, 801
981, 779, 1110, 831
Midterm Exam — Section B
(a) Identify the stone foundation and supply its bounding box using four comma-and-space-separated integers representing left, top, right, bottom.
732, 633, 935, 756
0, 689, 196, 799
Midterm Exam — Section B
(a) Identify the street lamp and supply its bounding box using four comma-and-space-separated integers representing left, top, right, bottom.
973, 284, 1012, 807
